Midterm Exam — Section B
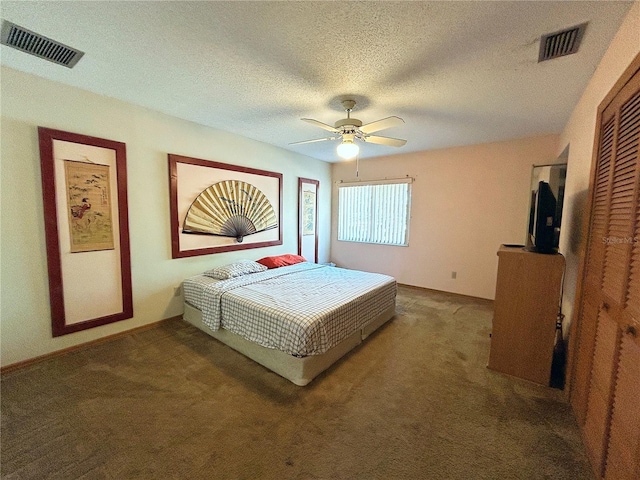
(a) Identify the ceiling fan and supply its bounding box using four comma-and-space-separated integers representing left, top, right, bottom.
290, 100, 407, 159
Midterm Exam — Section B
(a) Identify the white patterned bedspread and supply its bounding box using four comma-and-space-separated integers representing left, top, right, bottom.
183, 263, 396, 356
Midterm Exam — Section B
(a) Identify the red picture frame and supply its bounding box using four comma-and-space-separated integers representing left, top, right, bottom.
168, 154, 283, 258
298, 177, 319, 263
38, 127, 133, 337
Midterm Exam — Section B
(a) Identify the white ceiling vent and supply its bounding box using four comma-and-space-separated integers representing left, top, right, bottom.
0, 20, 84, 68
538, 23, 587, 62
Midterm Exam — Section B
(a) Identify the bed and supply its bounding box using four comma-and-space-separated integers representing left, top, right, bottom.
182, 261, 396, 386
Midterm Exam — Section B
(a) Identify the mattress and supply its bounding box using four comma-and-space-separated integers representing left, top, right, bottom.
183, 263, 396, 356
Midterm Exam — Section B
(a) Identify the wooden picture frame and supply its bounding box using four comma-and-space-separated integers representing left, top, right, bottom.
38, 127, 133, 337
169, 154, 283, 258
298, 177, 319, 263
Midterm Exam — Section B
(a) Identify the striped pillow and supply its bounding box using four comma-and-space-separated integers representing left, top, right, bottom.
203, 260, 267, 280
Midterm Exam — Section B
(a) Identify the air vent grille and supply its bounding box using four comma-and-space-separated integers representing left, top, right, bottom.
0, 20, 84, 68
539, 23, 587, 62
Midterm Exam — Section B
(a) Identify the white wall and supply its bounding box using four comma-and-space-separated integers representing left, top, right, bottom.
556, 1, 640, 335
0, 66, 331, 367
331, 134, 560, 300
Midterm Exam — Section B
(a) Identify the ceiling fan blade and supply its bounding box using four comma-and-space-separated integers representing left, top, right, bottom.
301, 118, 339, 133
289, 136, 338, 146
359, 116, 405, 134
364, 135, 407, 147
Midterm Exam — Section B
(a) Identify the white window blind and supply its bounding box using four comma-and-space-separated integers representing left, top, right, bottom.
338, 180, 411, 246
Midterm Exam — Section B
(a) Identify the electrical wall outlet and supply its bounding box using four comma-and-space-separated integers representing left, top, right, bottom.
451, 271, 457, 279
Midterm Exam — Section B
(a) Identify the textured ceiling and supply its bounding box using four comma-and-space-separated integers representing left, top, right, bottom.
0, 1, 635, 162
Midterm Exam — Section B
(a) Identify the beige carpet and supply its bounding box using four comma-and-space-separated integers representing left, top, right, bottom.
1, 285, 592, 479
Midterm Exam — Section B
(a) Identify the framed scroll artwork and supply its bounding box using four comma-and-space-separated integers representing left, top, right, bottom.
298, 177, 319, 263
168, 154, 283, 258
38, 127, 133, 337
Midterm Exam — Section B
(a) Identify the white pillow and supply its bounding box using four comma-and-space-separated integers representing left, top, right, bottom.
203, 260, 267, 280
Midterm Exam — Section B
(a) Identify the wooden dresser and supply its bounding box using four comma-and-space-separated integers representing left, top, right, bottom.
488, 245, 565, 386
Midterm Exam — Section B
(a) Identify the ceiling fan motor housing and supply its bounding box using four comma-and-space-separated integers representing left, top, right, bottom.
334, 117, 362, 129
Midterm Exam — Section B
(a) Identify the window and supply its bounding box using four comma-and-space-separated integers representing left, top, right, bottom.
338, 180, 411, 246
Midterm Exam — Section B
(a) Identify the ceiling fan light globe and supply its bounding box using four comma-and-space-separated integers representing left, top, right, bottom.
337, 141, 359, 160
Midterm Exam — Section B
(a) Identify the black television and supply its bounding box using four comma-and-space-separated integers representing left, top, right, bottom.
528, 181, 558, 254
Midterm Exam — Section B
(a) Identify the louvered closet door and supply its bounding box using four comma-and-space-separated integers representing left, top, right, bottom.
605, 336, 640, 480
583, 307, 621, 473
571, 55, 640, 480
571, 115, 615, 424
604, 73, 640, 480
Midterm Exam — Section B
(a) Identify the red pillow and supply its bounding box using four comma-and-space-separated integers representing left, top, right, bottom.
257, 254, 306, 269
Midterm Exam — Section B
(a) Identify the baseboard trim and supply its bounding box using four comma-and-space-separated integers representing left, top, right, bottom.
0, 316, 180, 374
397, 283, 494, 303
